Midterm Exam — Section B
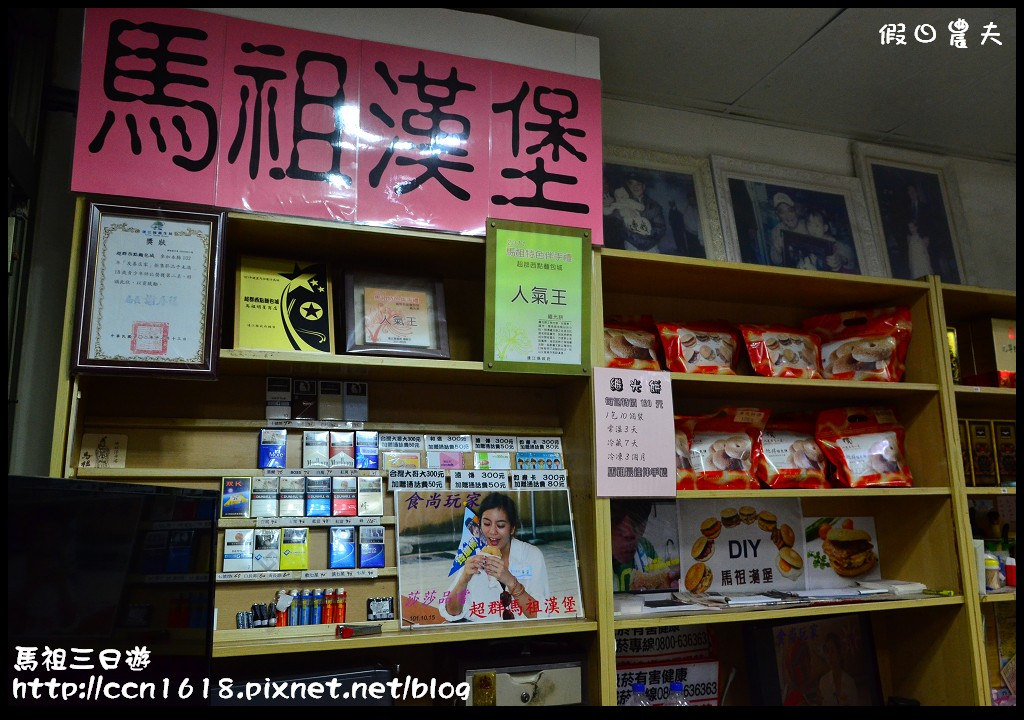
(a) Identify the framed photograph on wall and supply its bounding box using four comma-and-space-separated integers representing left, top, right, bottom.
603, 145, 725, 259
743, 613, 884, 706
711, 156, 885, 276
72, 201, 225, 377
344, 272, 450, 359
853, 142, 970, 284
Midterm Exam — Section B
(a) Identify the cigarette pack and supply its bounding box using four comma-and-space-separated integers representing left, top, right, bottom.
993, 420, 1016, 486
356, 431, 379, 447
303, 430, 329, 469
266, 377, 292, 420
278, 476, 306, 517
318, 380, 344, 421
356, 445, 379, 470
223, 529, 255, 572
967, 420, 998, 486
258, 429, 287, 469
474, 451, 512, 470
329, 431, 356, 468
253, 528, 281, 571
427, 451, 465, 469
250, 476, 280, 518
343, 381, 369, 421
292, 378, 318, 420
331, 476, 358, 517
358, 476, 385, 517
280, 527, 309, 570
220, 476, 252, 518
329, 526, 357, 569
359, 525, 386, 568
165, 530, 196, 573
515, 451, 564, 471
305, 476, 331, 517
381, 451, 421, 471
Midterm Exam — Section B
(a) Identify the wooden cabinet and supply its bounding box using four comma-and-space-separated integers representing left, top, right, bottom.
50, 200, 1004, 705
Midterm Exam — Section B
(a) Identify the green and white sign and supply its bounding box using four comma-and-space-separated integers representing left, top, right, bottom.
485, 219, 591, 375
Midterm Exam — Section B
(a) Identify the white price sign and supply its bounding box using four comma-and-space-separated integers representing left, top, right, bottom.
450, 470, 510, 490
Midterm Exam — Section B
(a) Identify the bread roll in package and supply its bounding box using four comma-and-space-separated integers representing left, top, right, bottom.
739, 324, 823, 379
816, 407, 914, 488
674, 416, 697, 491
757, 413, 829, 489
803, 307, 912, 382
657, 321, 740, 375
603, 321, 661, 370
685, 407, 770, 490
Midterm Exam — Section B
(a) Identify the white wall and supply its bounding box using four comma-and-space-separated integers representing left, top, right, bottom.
603, 98, 1016, 291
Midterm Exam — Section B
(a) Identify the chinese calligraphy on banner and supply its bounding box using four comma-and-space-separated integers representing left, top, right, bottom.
72, 8, 603, 243
594, 367, 676, 497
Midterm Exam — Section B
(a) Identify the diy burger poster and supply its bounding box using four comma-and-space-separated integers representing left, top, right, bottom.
678, 498, 806, 594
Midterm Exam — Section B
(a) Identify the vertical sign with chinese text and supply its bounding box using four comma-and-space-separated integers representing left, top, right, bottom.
485, 219, 590, 374
594, 367, 675, 497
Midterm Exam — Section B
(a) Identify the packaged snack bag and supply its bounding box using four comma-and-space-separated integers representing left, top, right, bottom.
657, 321, 740, 375
687, 407, 770, 490
757, 413, 829, 488
674, 416, 698, 491
604, 321, 661, 370
816, 407, 914, 487
739, 324, 823, 379
803, 307, 912, 382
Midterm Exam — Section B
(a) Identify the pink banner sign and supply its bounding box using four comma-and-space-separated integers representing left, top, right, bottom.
72, 8, 604, 242
594, 367, 676, 497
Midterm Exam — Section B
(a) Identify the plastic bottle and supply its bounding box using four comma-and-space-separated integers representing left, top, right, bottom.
624, 682, 652, 707
665, 681, 691, 706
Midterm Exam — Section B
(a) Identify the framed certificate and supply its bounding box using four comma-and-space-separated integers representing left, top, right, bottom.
344, 272, 450, 359
72, 202, 225, 377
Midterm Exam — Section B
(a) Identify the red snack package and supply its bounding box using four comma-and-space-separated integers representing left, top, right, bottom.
816, 407, 914, 487
739, 324, 823, 379
657, 321, 740, 374
686, 407, 770, 490
603, 322, 661, 370
802, 307, 912, 382
757, 413, 829, 488
674, 416, 698, 491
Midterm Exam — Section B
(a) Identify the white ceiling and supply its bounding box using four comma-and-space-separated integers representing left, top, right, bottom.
460, 8, 1016, 165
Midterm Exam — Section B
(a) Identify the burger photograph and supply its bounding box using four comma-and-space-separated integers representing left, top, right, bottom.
804, 516, 881, 589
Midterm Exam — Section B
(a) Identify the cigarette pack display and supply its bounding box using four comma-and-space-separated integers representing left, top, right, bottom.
278, 476, 305, 517
967, 420, 998, 486
253, 528, 281, 571
993, 420, 1016, 486
292, 378, 318, 419
280, 528, 309, 570
358, 476, 385, 517
318, 380, 344, 420
220, 476, 252, 518
329, 526, 357, 569
356, 445, 379, 470
427, 451, 465, 469
165, 530, 196, 573
223, 529, 255, 572
474, 451, 512, 470
359, 525, 386, 568
329, 431, 356, 468
332, 476, 358, 517
266, 376, 292, 420
258, 429, 287, 469
303, 430, 329, 469
305, 476, 331, 517
343, 381, 368, 421
250, 476, 280, 518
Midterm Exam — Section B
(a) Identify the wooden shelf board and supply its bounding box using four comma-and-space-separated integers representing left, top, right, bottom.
82, 416, 563, 436
212, 618, 598, 657
675, 487, 951, 499
613, 594, 963, 630
979, 592, 1016, 603
965, 487, 1016, 496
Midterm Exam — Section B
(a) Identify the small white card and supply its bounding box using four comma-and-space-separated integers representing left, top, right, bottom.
79, 434, 128, 469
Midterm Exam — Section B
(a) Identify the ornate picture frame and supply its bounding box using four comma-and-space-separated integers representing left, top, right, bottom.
602, 145, 725, 260
711, 156, 885, 276
72, 201, 225, 377
852, 142, 971, 284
